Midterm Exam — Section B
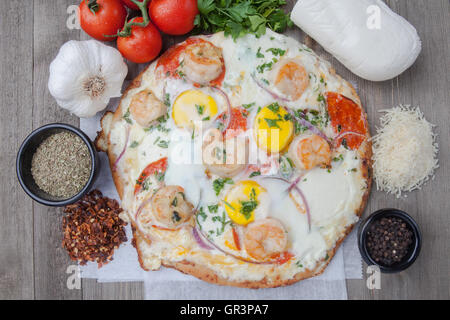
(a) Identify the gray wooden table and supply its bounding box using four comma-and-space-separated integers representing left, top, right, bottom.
1, 0, 448, 300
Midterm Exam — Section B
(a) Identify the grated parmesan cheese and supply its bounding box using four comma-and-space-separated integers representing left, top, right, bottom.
372, 105, 439, 198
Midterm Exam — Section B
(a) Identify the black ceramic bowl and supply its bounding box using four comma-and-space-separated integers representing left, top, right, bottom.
16, 123, 99, 207
358, 208, 421, 273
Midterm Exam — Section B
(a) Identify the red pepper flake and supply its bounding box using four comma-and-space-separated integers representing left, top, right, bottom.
62, 190, 127, 267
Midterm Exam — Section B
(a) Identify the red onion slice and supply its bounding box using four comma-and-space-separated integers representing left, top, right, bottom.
333, 131, 367, 147
211, 86, 232, 133
290, 183, 312, 232
113, 126, 130, 172
195, 225, 274, 265
135, 194, 154, 221
250, 73, 290, 102
262, 175, 312, 232
192, 227, 213, 250
285, 108, 330, 143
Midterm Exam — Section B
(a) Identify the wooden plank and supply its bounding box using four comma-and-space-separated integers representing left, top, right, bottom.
82, 279, 144, 300
346, 0, 450, 299
32, 0, 82, 300
0, 0, 35, 300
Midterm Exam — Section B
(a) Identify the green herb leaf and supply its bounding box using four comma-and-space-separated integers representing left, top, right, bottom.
249, 171, 261, 178
213, 178, 233, 196
130, 141, 139, 148
264, 118, 281, 128
195, 104, 205, 115
123, 108, 132, 124
208, 204, 219, 213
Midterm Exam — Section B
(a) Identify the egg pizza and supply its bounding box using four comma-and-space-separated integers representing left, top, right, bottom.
95, 30, 372, 288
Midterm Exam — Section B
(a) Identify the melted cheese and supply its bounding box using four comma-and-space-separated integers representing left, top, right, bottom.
107, 30, 369, 283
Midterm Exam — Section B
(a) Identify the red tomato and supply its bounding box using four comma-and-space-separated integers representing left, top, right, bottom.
218, 107, 249, 138
326, 92, 367, 150
149, 0, 199, 35
117, 17, 162, 63
121, 0, 147, 10
134, 157, 168, 195
79, 0, 127, 41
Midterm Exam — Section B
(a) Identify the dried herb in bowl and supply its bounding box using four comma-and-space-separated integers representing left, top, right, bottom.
62, 190, 127, 267
31, 131, 91, 198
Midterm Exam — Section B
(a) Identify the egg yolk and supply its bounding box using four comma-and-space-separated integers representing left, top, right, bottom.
253, 103, 294, 153
172, 90, 218, 129
224, 180, 266, 226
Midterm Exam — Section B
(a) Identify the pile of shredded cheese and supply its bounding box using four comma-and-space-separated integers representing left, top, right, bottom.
372, 105, 439, 197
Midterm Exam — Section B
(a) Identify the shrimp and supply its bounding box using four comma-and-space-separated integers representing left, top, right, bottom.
151, 186, 194, 229
202, 128, 248, 178
273, 60, 309, 101
288, 134, 331, 171
129, 90, 167, 128
180, 42, 224, 84
243, 218, 288, 261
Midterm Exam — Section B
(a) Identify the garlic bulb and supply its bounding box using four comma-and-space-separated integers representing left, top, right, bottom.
48, 40, 128, 118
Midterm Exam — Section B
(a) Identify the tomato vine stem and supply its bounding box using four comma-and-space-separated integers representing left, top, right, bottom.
107, 0, 151, 38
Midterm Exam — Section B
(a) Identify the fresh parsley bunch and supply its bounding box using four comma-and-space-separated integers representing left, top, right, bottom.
194, 0, 293, 40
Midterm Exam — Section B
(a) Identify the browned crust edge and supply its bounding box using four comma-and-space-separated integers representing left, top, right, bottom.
96, 42, 373, 289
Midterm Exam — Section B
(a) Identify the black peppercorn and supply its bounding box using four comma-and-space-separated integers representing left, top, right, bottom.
366, 217, 413, 266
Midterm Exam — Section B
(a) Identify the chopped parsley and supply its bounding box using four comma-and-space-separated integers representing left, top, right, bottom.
317, 93, 326, 104
212, 211, 231, 236
266, 48, 286, 56
342, 138, 349, 149
208, 204, 219, 213
267, 102, 280, 113
157, 140, 169, 149
256, 47, 265, 58
239, 188, 258, 220
164, 93, 171, 107
242, 102, 256, 110
213, 178, 233, 195
249, 171, 261, 178
123, 108, 132, 124
171, 197, 178, 207
130, 141, 139, 148
333, 154, 344, 162
257, 61, 274, 73
195, 104, 205, 115
197, 207, 207, 222
223, 200, 236, 211
202, 116, 210, 121
264, 118, 281, 128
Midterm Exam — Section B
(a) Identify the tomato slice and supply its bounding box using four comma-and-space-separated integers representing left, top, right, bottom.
134, 157, 168, 195
326, 92, 367, 150
217, 107, 248, 138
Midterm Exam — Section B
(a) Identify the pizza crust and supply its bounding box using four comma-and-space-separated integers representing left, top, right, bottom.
96, 39, 373, 289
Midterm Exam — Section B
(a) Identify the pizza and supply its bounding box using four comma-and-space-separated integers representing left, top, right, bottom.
95, 29, 372, 288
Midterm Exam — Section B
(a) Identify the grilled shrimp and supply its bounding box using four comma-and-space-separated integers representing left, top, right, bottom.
151, 186, 194, 229
273, 60, 309, 101
180, 41, 224, 84
243, 218, 288, 261
129, 90, 167, 128
202, 128, 248, 178
288, 133, 331, 171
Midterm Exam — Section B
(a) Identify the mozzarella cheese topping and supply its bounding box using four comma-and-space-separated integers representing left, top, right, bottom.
106, 30, 370, 283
